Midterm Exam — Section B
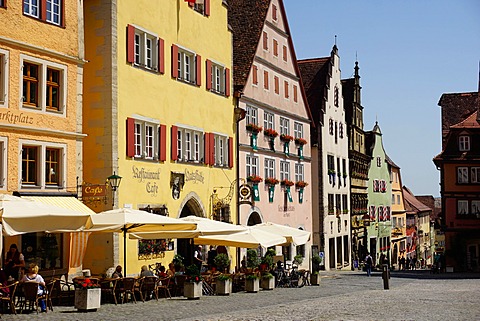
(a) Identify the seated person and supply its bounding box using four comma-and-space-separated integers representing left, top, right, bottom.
21, 263, 47, 312
140, 265, 154, 278
112, 265, 123, 278
167, 263, 175, 278
239, 259, 248, 273
158, 265, 168, 278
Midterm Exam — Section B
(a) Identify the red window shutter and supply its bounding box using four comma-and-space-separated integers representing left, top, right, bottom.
187, 0, 194, 7
293, 85, 298, 102
206, 60, 212, 90
264, 70, 269, 90
284, 81, 289, 98
274, 76, 279, 94
158, 38, 165, 74
263, 31, 268, 50
159, 124, 166, 161
196, 54, 202, 86
225, 68, 230, 97
41, 0, 47, 21
171, 126, 178, 161
204, 132, 210, 165
273, 39, 278, 56
127, 24, 135, 63
204, 0, 210, 16
126, 118, 135, 157
60, 1, 65, 27
272, 4, 277, 20
283, 45, 287, 62
171, 45, 178, 79
228, 137, 233, 168
253, 65, 258, 85
209, 133, 215, 165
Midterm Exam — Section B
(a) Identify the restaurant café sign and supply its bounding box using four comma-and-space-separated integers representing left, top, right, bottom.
82, 184, 107, 198
132, 165, 161, 197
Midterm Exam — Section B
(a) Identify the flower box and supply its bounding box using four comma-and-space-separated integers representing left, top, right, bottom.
280, 134, 294, 142
280, 179, 294, 187
215, 279, 231, 296
263, 128, 279, 138
295, 181, 308, 188
184, 281, 202, 299
260, 276, 275, 290
75, 288, 101, 311
247, 175, 263, 184
264, 177, 279, 185
245, 277, 259, 293
294, 137, 307, 145
310, 273, 320, 286
246, 123, 263, 134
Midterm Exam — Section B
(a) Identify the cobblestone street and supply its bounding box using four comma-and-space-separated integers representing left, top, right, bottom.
3, 271, 480, 321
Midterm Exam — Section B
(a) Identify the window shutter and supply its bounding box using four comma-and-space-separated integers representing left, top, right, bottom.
206, 60, 212, 90
126, 118, 135, 157
209, 133, 215, 165
158, 38, 165, 74
127, 24, 135, 63
204, 0, 210, 16
171, 45, 178, 79
228, 137, 233, 168
264, 70, 269, 90
274, 76, 279, 94
61, 2, 65, 27
41, 1, 47, 21
253, 65, 258, 85
283, 45, 287, 62
225, 68, 230, 97
284, 81, 289, 98
195, 54, 202, 86
159, 124, 166, 161
204, 132, 210, 165
188, 0, 194, 7
171, 126, 178, 161
293, 85, 298, 102
263, 31, 268, 50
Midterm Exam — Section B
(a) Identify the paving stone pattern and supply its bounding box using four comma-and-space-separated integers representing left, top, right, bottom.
4, 271, 480, 321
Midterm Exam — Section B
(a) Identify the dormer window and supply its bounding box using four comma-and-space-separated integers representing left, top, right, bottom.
459, 135, 470, 151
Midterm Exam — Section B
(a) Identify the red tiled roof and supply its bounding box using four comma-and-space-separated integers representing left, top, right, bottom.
451, 110, 480, 128
402, 186, 432, 214
385, 154, 400, 169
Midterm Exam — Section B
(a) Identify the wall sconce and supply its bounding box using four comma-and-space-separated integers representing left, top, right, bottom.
107, 172, 122, 206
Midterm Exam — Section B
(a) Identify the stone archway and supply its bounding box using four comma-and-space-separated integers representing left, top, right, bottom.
177, 196, 205, 267
247, 211, 262, 226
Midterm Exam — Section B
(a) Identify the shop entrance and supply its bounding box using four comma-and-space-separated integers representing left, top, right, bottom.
177, 198, 203, 268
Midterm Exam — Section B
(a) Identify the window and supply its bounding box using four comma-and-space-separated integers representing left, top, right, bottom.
293, 85, 298, 102
178, 49, 196, 83
246, 155, 259, 177
369, 205, 376, 220
0, 0, 5, 8
334, 86, 339, 107
295, 163, 304, 182
472, 167, 480, 183
328, 194, 334, 214
342, 158, 347, 177
342, 194, 348, 213
134, 29, 158, 70
21, 140, 65, 189
252, 65, 258, 85
23, 0, 64, 26
274, 76, 279, 94
22, 232, 63, 269
472, 200, 480, 216
280, 161, 290, 181
327, 155, 334, 173
329, 119, 334, 135
282, 45, 287, 62
263, 70, 269, 90
284, 81, 289, 99
0, 49, 8, 107
377, 156, 382, 167
459, 135, 470, 151
272, 4, 277, 21
207, 60, 229, 95
279, 117, 289, 135
334, 121, 338, 144
339, 122, 344, 139
373, 179, 380, 192
273, 39, 278, 57
264, 112, 274, 130
246, 105, 258, 125
293, 122, 303, 139
192, 0, 210, 16
21, 56, 66, 114
457, 200, 468, 215
457, 167, 469, 184
392, 194, 396, 204
213, 134, 229, 167
397, 195, 400, 205
263, 31, 268, 50
133, 119, 159, 160
177, 127, 203, 162
335, 194, 341, 214
264, 158, 275, 179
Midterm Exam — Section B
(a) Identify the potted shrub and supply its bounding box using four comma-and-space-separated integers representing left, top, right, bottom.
260, 272, 275, 290
172, 254, 184, 272
184, 265, 202, 299
215, 274, 232, 296
245, 273, 260, 293
213, 253, 230, 273
259, 249, 275, 271
311, 254, 322, 285
74, 278, 101, 311
294, 254, 304, 266
246, 249, 260, 271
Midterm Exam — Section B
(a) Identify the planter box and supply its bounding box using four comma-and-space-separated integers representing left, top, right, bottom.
260, 277, 275, 290
215, 279, 231, 296
245, 278, 259, 293
310, 273, 320, 286
184, 281, 202, 300
75, 288, 101, 311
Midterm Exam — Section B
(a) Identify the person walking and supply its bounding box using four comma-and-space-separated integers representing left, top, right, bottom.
365, 252, 373, 276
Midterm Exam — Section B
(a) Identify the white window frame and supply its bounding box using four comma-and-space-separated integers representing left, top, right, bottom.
246, 105, 258, 125
133, 116, 160, 160
193, 0, 207, 15
0, 49, 8, 108
177, 47, 196, 84
19, 139, 66, 190
24, 0, 40, 18
293, 122, 303, 139
279, 117, 290, 136
457, 200, 468, 215
472, 200, 480, 216
213, 134, 228, 167
295, 163, 304, 182
210, 61, 226, 94
264, 112, 274, 130
133, 26, 159, 71
397, 194, 400, 205
177, 126, 203, 163
246, 155, 259, 177
280, 161, 290, 181
0, 137, 7, 190
457, 167, 469, 184
46, 0, 62, 25
459, 135, 470, 151
471, 167, 480, 184
264, 158, 275, 179
20, 55, 67, 115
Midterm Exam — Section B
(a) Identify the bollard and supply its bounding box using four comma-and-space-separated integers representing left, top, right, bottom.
382, 264, 389, 290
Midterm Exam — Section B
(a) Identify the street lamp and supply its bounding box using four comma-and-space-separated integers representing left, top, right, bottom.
362, 214, 370, 257
107, 172, 122, 207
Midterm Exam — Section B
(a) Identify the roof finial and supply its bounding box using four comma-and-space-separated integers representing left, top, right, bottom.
334, 35, 337, 46
355, 51, 358, 62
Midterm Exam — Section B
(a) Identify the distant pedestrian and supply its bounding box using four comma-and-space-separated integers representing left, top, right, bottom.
365, 253, 373, 276
411, 256, 417, 270
406, 257, 411, 270
400, 256, 406, 270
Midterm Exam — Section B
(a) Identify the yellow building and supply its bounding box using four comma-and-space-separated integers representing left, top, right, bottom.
386, 156, 407, 269
83, 0, 236, 275
0, 1, 88, 277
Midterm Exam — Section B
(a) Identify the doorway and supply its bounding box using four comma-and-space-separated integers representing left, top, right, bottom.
177, 198, 203, 267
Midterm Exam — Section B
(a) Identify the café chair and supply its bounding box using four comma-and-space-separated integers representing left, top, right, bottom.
140, 276, 157, 301
155, 276, 171, 299
120, 277, 137, 304
21, 282, 47, 314
0, 281, 19, 315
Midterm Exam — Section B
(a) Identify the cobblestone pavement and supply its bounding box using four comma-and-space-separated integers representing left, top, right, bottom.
3, 270, 480, 321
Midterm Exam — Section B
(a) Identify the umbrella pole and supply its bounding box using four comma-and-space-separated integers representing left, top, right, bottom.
124, 228, 127, 276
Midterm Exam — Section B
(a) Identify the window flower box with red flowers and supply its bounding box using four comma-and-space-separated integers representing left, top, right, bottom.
280, 179, 294, 187
294, 137, 307, 146
246, 123, 263, 134
280, 134, 294, 143
263, 128, 279, 138
295, 181, 308, 189
247, 175, 263, 184
264, 177, 279, 186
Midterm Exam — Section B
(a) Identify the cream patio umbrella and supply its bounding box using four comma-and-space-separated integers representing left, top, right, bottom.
86, 208, 197, 274
0, 194, 93, 236
129, 215, 248, 239
193, 226, 287, 248
250, 222, 311, 246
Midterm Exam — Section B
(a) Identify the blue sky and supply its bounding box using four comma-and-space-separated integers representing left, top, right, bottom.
283, 0, 480, 197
